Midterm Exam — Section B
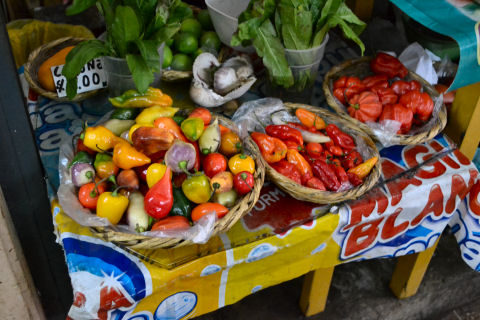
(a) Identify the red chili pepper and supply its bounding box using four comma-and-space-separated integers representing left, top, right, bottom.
324, 124, 356, 151
265, 124, 303, 145
370, 52, 408, 79
347, 171, 363, 187
333, 76, 366, 104
286, 149, 313, 185
310, 159, 341, 191
347, 91, 383, 123
329, 145, 344, 157
144, 167, 173, 219
78, 182, 106, 210
341, 150, 363, 169
399, 90, 434, 123
391, 80, 413, 95
288, 122, 318, 133
305, 142, 323, 157
284, 140, 302, 151
76, 138, 96, 156
362, 75, 389, 89
271, 160, 302, 185
233, 171, 254, 195
379, 103, 413, 134
371, 87, 397, 105
409, 80, 422, 91
251, 132, 287, 164
333, 164, 349, 185
306, 177, 326, 190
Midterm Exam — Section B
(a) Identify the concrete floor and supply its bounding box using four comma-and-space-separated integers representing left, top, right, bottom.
195, 231, 480, 320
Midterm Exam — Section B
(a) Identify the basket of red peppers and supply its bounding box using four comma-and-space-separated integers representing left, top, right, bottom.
322, 53, 447, 145
248, 102, 381, 204
57, 89, 264, 249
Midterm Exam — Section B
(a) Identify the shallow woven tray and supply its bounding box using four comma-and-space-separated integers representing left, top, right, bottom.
261, 102, 381, 205
24, 37, 102, 102
322, 56, 447, 145
90, 115, 265, 249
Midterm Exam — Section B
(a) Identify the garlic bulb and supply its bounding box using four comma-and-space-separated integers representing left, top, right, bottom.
213, 67, 238, 95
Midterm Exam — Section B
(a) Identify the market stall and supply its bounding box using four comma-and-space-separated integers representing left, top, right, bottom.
5, 0, 480, 319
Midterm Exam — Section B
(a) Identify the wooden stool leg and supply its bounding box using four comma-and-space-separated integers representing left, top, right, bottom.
299, 266, 335, 317
389, 238, 440, 299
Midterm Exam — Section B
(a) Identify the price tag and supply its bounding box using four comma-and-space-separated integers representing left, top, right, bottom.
51, 58, 108, 97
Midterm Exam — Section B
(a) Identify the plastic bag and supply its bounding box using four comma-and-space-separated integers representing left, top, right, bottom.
7, 19, 94, 68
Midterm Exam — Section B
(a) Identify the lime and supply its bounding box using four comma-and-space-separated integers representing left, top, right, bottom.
197, 10, 213, 30
175, 33, 198, 54
200, 31, 221, 52
166, 38, 174, 47
162, 45, 173, 68
193, 48, 204, 59
171, 53, 193, 71
180, 18, 202, 38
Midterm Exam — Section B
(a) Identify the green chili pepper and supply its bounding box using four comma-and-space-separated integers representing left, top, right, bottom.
169, 187, 193, 220
110, 107, 140, 120
68, 151, 93, 169
173, 115, 186, 126
181, 117, 204, 141
108, 87, 172, 108
181, 173, 211, 204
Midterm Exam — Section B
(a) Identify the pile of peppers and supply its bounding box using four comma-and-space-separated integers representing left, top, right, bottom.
70, 87, 256, 233
251, 108, 377, 192
333, 52, 435, 134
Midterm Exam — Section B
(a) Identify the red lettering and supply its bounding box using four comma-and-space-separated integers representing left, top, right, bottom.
446, 171, 477, 213
382, 159, 422, 206
429, 140, 460, 169
404, 145, 446, 179
411, 184, 444, 225
469, 181, 480, 217
343, 189, 388, 231
381, 207, 409, 240
453, 149, 470, 165
344, 217, 383, 257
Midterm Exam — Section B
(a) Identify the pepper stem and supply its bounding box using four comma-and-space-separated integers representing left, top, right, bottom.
96, 145, 113, 156
209, 182, 220, 201
178, 160, 193, 176
240, 173, 253, 191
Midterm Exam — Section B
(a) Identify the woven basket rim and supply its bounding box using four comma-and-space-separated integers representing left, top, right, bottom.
24, 36, 103, 102
261, 102, 381, 205
322, 56, 447, 145
89, 115, 265, 249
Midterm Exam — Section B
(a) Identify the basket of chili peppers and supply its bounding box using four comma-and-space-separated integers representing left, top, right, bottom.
57, 88, 264, 249
247, 102, 380, 204
322, 53, 447, 145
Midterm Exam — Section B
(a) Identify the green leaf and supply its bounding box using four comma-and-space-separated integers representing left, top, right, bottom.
66, 0, 97, 15
335, 3, 366, 36
167, 2, 193, 23
150, 22, 181, 44
135, 39, 161, 72
231, 0, 277, 45
274, 8, 283, 43
316, 0, 341, 32
310, 0, 327, 24
252, 20, 293, 88
145, 2, 169, 37
279, 2, 312, 50
111, 5, 141, 57
126, 54, 154, 94
62, 40, 109, 99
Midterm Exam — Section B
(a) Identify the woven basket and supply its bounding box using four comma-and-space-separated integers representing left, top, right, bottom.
24, 37, 102, 102
323, 56, 447, 145
261, 102, 381, 204
90, 115, 265, 250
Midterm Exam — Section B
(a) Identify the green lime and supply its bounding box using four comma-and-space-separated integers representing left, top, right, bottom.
193, 48, 204, 59
162, 45, 173, 68
175, 33, 198, 54
171, 53, 193, 71
197, 10, 213, 30
200, 31, 221, 52
166, 38, 174, 47
180, 18, 202, 38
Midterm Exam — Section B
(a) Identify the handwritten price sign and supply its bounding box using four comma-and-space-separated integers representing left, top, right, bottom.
51, 58, 107, 97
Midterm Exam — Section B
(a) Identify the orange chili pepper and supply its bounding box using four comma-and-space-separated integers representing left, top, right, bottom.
286, 149, 312, 184
113, 140, 151, 170
348, 156, 378, 179
154, 117, 188, 142
251, 132, 287, 164
219, 124, 231, 135
295, 108, 326, 130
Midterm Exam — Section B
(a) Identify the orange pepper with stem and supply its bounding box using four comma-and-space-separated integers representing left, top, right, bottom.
154, 117, 188, 142
286, 149, 313, 184
295, 108, 326, 130
113, 140, 151, 170
251, 132, 287, 164
348, 156, 378, 179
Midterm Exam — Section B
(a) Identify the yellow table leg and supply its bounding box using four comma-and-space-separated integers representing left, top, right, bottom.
299, 266, 335, 317
389, 239, 440, 299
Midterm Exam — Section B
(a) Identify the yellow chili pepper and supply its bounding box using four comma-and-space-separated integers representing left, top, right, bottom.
146, 163, 167, 188
109, 87, 173, 108
96, 189, 129, 224
348, 156, 378, 179
135, 106, 179, 125
228, 153, 255, 175
113, 140, 151, 170
128, 124, 153, 143
82, 126, 119, 152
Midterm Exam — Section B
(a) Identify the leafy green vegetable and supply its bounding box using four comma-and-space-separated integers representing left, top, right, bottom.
63, 0, 185, 99
232, 0, 366, 91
